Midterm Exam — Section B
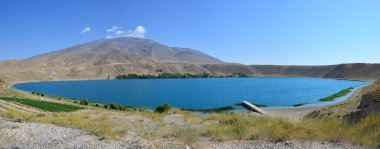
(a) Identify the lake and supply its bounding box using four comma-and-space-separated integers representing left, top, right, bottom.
13, 77, 367, 109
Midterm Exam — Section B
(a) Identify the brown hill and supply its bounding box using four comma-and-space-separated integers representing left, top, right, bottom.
0, 38, 380, 82
249, 64, 380, 79
0, 38, 223, 81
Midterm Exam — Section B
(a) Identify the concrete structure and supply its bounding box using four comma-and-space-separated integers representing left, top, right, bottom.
242, 101, 266, 114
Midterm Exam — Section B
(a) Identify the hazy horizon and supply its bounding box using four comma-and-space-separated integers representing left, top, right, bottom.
1, 0, 380, 65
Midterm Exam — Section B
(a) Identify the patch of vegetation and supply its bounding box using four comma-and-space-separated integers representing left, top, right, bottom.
79, 100, 89, 105
115, 72, 248, 79
235, 103, 268, 107
0, 97, 82, 112
154, 103, 171, 113
182, 106, 235, 113
292, 103, 307, 107
66, 97, 138, 111
31, 91, 45, 97
319, 87, 354, 101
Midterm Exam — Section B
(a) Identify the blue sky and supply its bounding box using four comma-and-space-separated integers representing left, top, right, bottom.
1, 0, 380, 65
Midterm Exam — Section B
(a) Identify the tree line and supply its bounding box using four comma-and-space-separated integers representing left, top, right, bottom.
115, 73, 248, 79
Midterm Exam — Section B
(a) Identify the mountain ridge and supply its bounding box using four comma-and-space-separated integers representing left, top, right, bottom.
0, 38, 379, 82
28, 37, 223, 64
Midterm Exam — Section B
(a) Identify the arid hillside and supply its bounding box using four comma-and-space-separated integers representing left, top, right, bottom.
347, 78, 380, 120
0, 37, 380, 82
0, 37, 223, 81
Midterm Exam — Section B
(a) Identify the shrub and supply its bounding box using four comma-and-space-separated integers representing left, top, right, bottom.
41, 93, 45, 97
104, 105, 108, 109
110, 103, 117, 110
31, 91, 36, 95
163, 103, 171, 110
82, 100, 89, 105
154, 103, 171, 113
95, 104, 99, 107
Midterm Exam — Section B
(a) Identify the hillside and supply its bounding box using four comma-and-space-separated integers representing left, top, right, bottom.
347, 78, 380, 121
0, 38, 380, 82
202, 63, 380, 79
0, 38, 223, 81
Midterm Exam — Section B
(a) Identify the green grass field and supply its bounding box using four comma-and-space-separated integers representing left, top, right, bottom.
0, 97, 82, 112
319, 87, 354, 101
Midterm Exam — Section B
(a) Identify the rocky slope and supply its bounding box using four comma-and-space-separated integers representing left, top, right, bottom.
347, 79, 380, 121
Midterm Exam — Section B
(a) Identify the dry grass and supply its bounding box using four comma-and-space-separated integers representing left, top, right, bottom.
35, 111, 127, 138
0, 109, 127, 139
0, 108, 36, 121
162, 125, 200, 146
137, 124, 157, 139
129, 109, 165, 121
172, 109, 201, 124
1, 106, 379, 147
203, 113, 380, 147
203, 114, 251, 140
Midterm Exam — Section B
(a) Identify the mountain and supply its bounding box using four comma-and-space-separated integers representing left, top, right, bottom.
0, 38, 224, 81
30, 37, 223, 64
0, 37, 379, 82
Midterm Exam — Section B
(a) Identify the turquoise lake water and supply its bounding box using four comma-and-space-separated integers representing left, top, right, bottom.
13, 77, 367, 109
